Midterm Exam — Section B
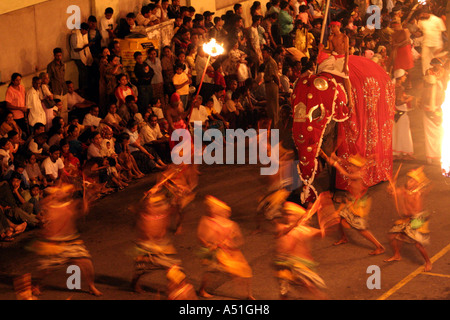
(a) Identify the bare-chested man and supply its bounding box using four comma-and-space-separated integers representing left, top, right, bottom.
274, 201, 328, 299
197, 196, 254, 300
165, 92, 190, 150
320, 151, 385, 255
384, 166, 432, 271
130, 192, 183, 294
318, 21, 353, 110
29, 183, 102, 297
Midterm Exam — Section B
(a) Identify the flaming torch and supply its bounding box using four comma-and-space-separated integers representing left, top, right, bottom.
441, 83, 450, 177
187, 38, 224, 122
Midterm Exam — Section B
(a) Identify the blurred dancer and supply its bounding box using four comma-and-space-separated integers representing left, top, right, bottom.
274, 202, 327, 299
147, 163, 198, 234
130, 193, 183, 294
197, 196, 254, 300
28, 183, 102, 296
166, 265, 198, 300
385, 166, 432, 271
320, 151, 385, 255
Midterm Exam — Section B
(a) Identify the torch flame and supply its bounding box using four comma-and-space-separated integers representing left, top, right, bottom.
441, 82, 450, 176
418, 0, 427, 5
203, 38, 224, 57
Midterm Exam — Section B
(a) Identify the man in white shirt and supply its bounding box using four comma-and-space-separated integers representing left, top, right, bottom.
41, 145, 65, 184
189, 96, 208, 126
65, 81, 95, 122
418, 10, 447, 75
70, 23, 93, 96
26, 77, 47, 127
100, 7, 116, 47
140, 114, 170, 162
82, 105, 105, 131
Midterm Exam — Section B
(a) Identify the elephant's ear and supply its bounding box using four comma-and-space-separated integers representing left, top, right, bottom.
332, 82, 350, 123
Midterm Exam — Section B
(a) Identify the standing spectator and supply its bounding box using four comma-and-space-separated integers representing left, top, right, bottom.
249, 15, 264, 74
69, 22, 93, 96
39, 72, 58, 130
134, 51, 154, 114
47, 48, 68, 100
279, 1, 294, 46
87, 16, 102, 58
116, 13, 137, 39
262, 46, 280, 128
168, 0, 181, 19
417, 9, 446, 75
105, 55, 125, 104
99, 7, 116, 47
115, 73, 137, 109
161, 46, 177, 102
5, 73, 27, 137
392, 69, 414, 160
172, 62, 191, 111
26, 77, 46, 128
146, 47, 165, 107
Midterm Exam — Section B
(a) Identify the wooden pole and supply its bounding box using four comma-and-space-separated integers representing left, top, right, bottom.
187, 54, 211, 123
319, 0, 332, 45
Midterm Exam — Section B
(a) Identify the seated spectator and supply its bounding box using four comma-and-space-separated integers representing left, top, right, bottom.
82, 105, 107, 136
124, 119, 167, 174
87, 131, 104, 160
65, 80, 95, 121
204, 97, 228, 135
41, 145, 65, 185
0, 173, 38, 228
24, 122, 46, 151
82, 157, 114, 198
189, 96, 209, 128
4, 161, 30, 190
0, 111, 22, 139
104, 104, 125, 134
66, 124, 84, 161
59, 138, 81, 181
140, 114, 171, 163
0, 205, 27, 242
25, 153, 47, 188
28, 132, 48, 162
115, 132, 145, 180
118, 95, 139, 125
25, 184, 42, 216
47, 120, 65, 148
0, 137, 14, 176
100, 126, 118, 159
7, 129, 24, 157
106, 157, 128, 190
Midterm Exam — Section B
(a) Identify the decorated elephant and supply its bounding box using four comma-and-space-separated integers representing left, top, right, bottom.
291, 55, 396, 203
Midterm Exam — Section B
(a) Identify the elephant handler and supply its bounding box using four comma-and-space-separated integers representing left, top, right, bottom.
317, 21, 354, 111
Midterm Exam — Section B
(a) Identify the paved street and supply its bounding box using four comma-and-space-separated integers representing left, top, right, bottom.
1, 63, 449, 301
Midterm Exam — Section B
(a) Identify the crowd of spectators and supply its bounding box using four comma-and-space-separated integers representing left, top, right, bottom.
0, 0, 448, 242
